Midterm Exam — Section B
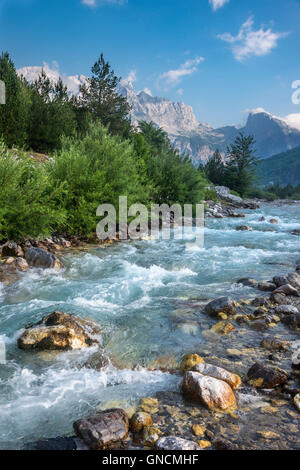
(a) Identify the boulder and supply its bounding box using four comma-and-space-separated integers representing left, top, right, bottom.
182, 371, 237, 411
180, 353, 204, 373
287, 272, 300, 289
236, 226, 253, 232
292, 351, 300, 369
258, 281, 276, 292
273, 275, 288, 287
25, 247, 63, 270
247, 363, 288, 389
193, 363, 241, 390
130, 412, 152, 432
275, 305, 299, 315
269, 219, 278, 224
281, 313, 300, 330
2, 241, 24, 258
237, 278, 258, 287
294, 394, 300, 413
291, 229, 300, 236
204, 297, 236, 317
156, 436, 200, 451
73, 409, 129, 450
273, 284, 298, 296
18, 311, 101, 351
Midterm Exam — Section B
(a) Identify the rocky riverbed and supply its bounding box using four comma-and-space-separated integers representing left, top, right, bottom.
0, 201, 299, 451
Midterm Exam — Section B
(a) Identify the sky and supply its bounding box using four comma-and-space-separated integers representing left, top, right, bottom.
1, 0, 300, 127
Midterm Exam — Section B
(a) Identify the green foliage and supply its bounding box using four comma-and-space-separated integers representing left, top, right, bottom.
79, 53, 131, 137
139, 121, 207, 206
246, 183, 300, 201
204, 188, 218, 202
224, 133, 259, 197
47, 123, 145, 236
0, 141, 66, 241
256, 146, 300, 187
204, 149, 225, 186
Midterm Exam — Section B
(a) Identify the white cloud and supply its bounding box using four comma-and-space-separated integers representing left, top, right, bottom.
218, 17, 288, 61
209, 0, 229, 11
120, 69, 137, 88
177, 88, 184, 96
159, 57, 204, 87
284, 114, 300, 131
82, 0, 127, 7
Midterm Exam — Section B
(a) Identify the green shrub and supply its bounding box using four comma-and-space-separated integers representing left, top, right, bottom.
0, 141, 66, 241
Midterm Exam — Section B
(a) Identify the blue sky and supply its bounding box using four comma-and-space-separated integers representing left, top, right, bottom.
1, 0, 300, 127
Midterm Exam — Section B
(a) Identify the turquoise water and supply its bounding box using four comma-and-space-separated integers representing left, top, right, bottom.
0, 203, 299, 449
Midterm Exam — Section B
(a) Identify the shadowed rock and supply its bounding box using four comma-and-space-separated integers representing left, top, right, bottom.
25, 247, 63, 270
73, 409, 129, 450
156, 436, 200, 450
2, 241, 24, 258
204, 297, 237, 317
247, 362, 288, 389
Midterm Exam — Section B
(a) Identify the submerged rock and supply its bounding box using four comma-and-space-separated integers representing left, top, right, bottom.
142, 426, 162, 447
275, 305, 299, 315
204, 297, 237, 317
237, 278, 258, 287
247, 363, 288, 389
25, 247, 63, 270
182, 371, 237, 411
261, 337, 289, 351
73, 409, 129, 450
210, 320, 235, 335
193, 363, 241, 390
156, 436, 200, 450
18, 311, 101, 351
236, 225, 253, 232
282, 313, 300, 330
180, 353, 204, 373
258, 281, 276, 292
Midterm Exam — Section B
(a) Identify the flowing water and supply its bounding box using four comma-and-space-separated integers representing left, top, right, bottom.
0, 203, 299, 449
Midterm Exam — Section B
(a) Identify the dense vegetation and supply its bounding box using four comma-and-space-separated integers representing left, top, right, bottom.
256, 146, 300, 187
0, 52, 207, 241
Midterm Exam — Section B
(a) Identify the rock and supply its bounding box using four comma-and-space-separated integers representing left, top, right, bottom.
156, 436, 200, 451
257, 430, 280, 439
236, 225, 253, 232
15, 257, 29, 272
247, 363, 288, 389
273, 284, 298, 296
210, 321, 235, 335
259, 217, 266, 222
251, 297, 269, 307
198, 440, 211, 449
213, 438, 239, 450
271, 293, 289, 305
180, 353, 204, 373
204, 297, 236, 317
287, 272, 300, 289
182, 371, 237, 411
18, 311, 101, 351
261, 337, 289, 351
273, 275, 288, 287
192, 424, 206, 437
282, 313, 300, 330
25, 437, 78, 451
275, 305, 299, 315
249, 319, 269, 332
291, 229, 300, 236
193, 363, 241, 390
2, 241, 24, 258
292, 351, 300, 369
25, 247, 63, 270
269, 219, 279, 225
73, 409, 129, 450
237, 278, 258, 287
214, 186, 259, 209
142, 426, 162, 447
130, 412, 152, 432
139, 397, 159, 414
258, 281, 276, 292
294, 394, 300, 412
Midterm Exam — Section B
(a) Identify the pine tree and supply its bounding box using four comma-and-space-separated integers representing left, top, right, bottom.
79, 53, 131, 136
204, 149, 225, 185
225, 133, 259, 197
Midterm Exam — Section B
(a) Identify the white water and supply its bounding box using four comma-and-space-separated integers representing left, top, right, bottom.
0, 203, 299, 449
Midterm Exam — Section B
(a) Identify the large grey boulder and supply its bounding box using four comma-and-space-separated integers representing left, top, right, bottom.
25, 247, 63, 270
73, 409, 129, 450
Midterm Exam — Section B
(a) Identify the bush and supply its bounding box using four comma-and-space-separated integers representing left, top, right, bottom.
0, 141, 66, 241
47, 123, 145, 236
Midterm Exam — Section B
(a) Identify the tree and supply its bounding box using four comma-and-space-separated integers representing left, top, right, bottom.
0, 52, 29, 147
204, 149, 225, 185
79, 53, 131, 136
225, 133, 259, 197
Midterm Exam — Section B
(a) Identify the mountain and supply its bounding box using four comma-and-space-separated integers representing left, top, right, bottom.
18, 65, 300, 164
256, 146, 300, 187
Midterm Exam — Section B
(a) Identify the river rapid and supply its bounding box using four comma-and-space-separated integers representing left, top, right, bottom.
0, 203, 299, 450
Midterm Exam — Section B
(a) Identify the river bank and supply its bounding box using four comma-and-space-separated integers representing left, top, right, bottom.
0, 201, 299, 450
